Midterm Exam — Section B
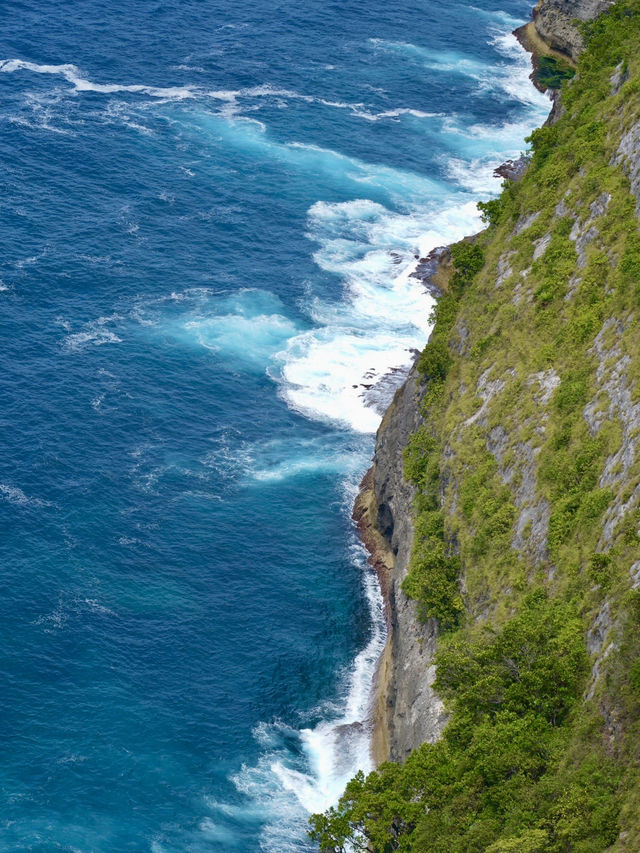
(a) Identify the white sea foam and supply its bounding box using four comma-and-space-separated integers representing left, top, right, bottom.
272, 196, 482, 433
4, 14, 552, 848
224, 537, 386, 852
200, 434, 368, 487
353, 106, 442, 122
0, 56, 454, 134
317, 97, 441, 123
33, 602, 68, 633
368, 31, 550, 115
63, 315, 123, 352
250, 445, 366, 483
83, 598, 117, 617
0, 483, 48, 507
210, 16, 552, 851
33, 596, 117, 635
186, 310, 297, 366
198, 818, 240, 846
133, 287, 300, 371
200, 116, 447, 203
491, 31, 550, 109
183, 45, 541, 436
0, 59, 199, 100
172, 64, 206, 73
369, 37, 490, 78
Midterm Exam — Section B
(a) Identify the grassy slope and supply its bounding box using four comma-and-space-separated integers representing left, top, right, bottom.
310, 2, 640, 850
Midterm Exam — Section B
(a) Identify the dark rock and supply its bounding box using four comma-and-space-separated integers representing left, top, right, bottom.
494, 155, 530, 182
410, 245, 451, 298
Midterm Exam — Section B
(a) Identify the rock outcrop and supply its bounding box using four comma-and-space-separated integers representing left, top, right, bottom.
362, 362, 448, 762
532, 0, 615, 60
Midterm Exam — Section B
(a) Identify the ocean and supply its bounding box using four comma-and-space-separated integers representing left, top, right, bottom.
0, 2, 548, 850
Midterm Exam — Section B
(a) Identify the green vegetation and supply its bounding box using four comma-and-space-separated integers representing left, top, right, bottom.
416, 242, 484, 386
310, 592, 620, 852
311, 1, 640, 850
478, 196, 506, 227
534, 55, 576, 90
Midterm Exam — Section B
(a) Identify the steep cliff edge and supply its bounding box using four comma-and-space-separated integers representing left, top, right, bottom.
311, 1, 640, 850
364, 0, 630, 768
354, 360, 448, 764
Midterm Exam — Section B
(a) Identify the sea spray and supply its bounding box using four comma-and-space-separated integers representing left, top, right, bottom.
230, 495, 386, 852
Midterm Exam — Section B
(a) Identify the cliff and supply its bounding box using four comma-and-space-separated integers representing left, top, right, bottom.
532, 0, 615, 60
365, 0, 640, 767
354, 360, 448, 764
311, 1, 640, 850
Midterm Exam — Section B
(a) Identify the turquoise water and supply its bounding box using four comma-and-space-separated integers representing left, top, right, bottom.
0, 2, 548, 850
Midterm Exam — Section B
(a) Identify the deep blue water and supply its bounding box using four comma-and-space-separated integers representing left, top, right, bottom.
0, 2, 548, 850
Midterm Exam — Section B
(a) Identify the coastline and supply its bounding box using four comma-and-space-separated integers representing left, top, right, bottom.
357, 11, 558, 767
312, 0, 640, 845
513, 20, 575, 90
356, 341, 450, 764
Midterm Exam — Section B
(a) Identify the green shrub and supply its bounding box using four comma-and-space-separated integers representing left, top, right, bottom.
535, 56, 576, 89
486, 829, 549, 853
630, 659, 640, 697
403, 507, 463, 628
478, 197, 505, 226
589, 552, 613, 586
310, 594, 609, 853
417, 338, 451, 381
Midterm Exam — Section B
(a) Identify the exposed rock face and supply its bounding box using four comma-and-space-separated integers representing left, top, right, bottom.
494, 156, 530, 182
614, 119, 640, 217
569, 191, 611, 267
364, 361, 448, 763
410, 246, 452, 297
610, 61, 630, 95
533, 0, 614, 61
584, 316, 640, 549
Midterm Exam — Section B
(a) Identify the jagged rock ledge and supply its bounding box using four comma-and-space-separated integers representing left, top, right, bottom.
527, 0, 614, 62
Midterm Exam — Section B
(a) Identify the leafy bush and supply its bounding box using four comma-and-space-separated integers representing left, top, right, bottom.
478, 197, 505, 226
402, 511, 463, 628
535, 55, 576, 89
417, 338, 451, 381
450, 242, 485, 294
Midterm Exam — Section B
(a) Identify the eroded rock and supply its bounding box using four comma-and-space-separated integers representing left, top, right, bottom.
534, 0, 615, 61
569, 192, 611, 268
368, 361, 449, 762
584, 317, 640, 547
614, 119, 640, 218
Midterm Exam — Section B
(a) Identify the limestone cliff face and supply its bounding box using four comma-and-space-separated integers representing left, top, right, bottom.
366, 362, 448, 763
533, 0, 614, 59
